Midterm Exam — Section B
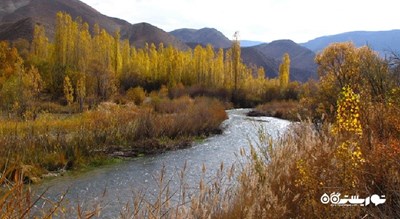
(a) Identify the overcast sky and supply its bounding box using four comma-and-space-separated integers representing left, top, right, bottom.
80, 0, 399, 43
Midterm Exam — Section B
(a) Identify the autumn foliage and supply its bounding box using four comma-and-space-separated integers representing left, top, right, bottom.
215, 42, 400, 218
0, 10, 399, 218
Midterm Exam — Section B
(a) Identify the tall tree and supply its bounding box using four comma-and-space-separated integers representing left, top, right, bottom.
279, 53, 290, 89
232, 31, 241, 92
31, 24, 49, 61
315, 42, 360, 90
63, 76, 74, 106
76, 76, 86, 111
113, 30, 122, 78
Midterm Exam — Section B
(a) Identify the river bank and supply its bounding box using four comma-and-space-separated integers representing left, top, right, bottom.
0, 96, 227, 184
247, 100, 301, 121
30, 109, 291, 218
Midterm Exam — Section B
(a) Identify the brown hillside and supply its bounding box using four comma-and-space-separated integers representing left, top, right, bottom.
254, 40, 318, 81
122, 23, 188, 50
241, 47, 279, 78
0, 17, 34, 41
170, 28, 232, 48
0, 0, 187, 49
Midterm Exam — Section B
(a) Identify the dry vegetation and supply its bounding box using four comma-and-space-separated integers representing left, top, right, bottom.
123, 86, 400, 218
123, 42, 400, 218
213, 111, 400, 218
0, 11, 399, 218
0, 96, 227, 184
248, 100, 301, 121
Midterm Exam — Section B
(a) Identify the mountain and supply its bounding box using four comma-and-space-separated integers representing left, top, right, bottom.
246, 40, 317, 82
301, 30, 400, 55
240, 40, 264, 47
0, 0, 30, 20
171, 28, 317, 81
0, 0, 317, 81
0, 17, 35, 41
170, 28, 232, 48
0, 0, 187, 49
122, 23, 188, 50
0, 0, 127, 40
241, 46, 279, 78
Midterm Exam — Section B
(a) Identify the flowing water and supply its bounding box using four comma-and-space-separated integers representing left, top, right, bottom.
33, 109, 291, 218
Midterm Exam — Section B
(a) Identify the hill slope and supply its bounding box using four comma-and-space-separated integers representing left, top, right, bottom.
0, 0, 30, 20
240, 40, 265, 47
241, 46, 279, 78
0, 0, 317, 81
301, 30, 400, 55
250, 40, 317, 81
170, 28, 231, 48
173, 28, 317, 81
122, 23, 188, 49
0, 0, 187, 49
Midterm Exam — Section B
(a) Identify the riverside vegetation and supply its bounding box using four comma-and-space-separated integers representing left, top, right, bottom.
0, 12, 399, 218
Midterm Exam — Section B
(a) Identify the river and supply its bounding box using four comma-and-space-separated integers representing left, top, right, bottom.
33, 109, 291, 218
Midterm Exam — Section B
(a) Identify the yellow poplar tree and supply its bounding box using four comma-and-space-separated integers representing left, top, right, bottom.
232, 31, 241, 92
76, 76, 86, 111
113, 30, 122, 78
279, 53, 290, 89
63, 76, 74, 106
333, 86, 364, 188
31, 24, 48, 61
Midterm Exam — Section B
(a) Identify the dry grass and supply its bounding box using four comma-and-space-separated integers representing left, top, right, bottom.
1, 104, 399, 218
1, 94, 398, 218
0, 96, 227, 183
0, 167, 71, 218
213, 104, 400, 218
249, 100, 301, 121
117, 161, 237, 219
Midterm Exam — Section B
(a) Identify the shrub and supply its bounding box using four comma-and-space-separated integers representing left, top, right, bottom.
153, 95, 192, 114
215, 91, 400, 218
252, 100, 300, 121
0, 96, 227, 183
126, 86, 146, 105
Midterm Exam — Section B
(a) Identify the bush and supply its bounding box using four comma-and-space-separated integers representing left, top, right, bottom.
214, 95, 400, 218
153, 95, 192, 114
126, 86, 146, 105
252, 100, 300, 121
0, 97, 227, 183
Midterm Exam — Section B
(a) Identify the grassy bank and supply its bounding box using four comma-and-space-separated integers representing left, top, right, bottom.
121, 102, 400, 218
247, 100, 301, 121
0, 96, 227, 183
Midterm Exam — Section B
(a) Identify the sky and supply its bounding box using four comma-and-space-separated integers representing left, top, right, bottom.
80, 0, 400, 43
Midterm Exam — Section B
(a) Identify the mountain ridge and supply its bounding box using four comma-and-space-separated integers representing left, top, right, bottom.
0, 0, 188, 49
301, 29, 400, 55
171, 29, 318, 82
249, 40, 317, 81
170, 28, 232, 48
2, 0, 397, 82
